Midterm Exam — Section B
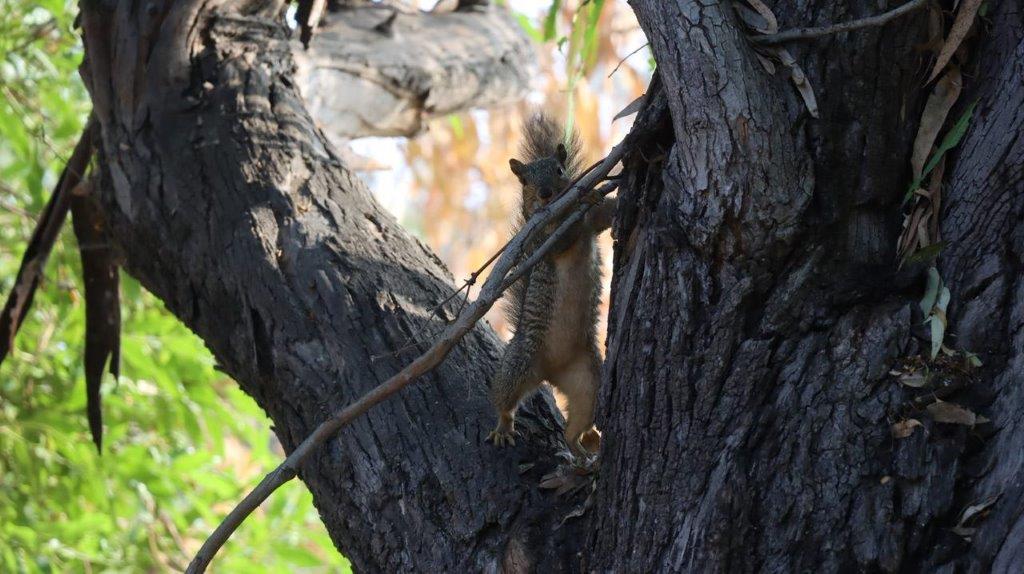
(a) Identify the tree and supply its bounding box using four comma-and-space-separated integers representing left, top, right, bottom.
9, 0, 1024, 571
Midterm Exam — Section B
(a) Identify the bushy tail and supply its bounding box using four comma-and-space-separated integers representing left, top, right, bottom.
518, 112, 584, 178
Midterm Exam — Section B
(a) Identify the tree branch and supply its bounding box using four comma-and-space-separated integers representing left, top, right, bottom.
185, 138, 633, 573
750, 0, 928, 45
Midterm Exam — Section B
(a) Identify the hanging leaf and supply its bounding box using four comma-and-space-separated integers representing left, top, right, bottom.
936, 285, 951, 313
771, 47, 819, 118
927, 0, 983, 82
743, 0, 779, 34
905, 101, 978, 203
912, 67, 963, 180
920, 266, 941, 315
929, 315, 945, 359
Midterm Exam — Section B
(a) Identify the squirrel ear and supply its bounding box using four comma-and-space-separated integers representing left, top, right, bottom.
509, 158, 525, 177
556, 143, 568, 166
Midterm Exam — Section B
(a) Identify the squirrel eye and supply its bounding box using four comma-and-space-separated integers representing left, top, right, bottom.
557, 167, 565, 176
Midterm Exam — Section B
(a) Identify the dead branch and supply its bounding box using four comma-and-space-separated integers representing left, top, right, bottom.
750, 0, 928, 45
0, 117, 94, 364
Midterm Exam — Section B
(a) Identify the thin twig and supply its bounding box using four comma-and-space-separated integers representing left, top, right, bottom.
750, 0, 928, 45
185, 136, 635, 574
608, 42, 649, 78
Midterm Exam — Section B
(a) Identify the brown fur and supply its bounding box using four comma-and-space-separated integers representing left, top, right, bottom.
487, 113, 614, 458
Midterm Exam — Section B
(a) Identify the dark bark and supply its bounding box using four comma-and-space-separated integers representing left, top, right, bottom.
70, 0, 1024, 571
588, 0, 1023, 572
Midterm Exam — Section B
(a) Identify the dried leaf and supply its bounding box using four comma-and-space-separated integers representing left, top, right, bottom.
741, 0, 770, 33
899, 372, 930, 388
898, 203, 928, 265
613, 94, 645, 122
951, 525, 976, 538
892, 418, 923, 439
912, 67, 963, 179
926, 400, 978, 425
771, 47, 819, 118
928, 0, 983, 82
930, 315, 945, 359
958, 494, 1000, 526
754, 52, 776, 74
538, 474, 565, 490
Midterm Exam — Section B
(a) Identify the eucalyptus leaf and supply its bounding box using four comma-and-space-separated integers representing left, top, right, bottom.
920, 266, 941, 315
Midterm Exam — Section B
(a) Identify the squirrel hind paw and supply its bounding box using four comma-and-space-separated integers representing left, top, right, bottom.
487, 428, 517, 448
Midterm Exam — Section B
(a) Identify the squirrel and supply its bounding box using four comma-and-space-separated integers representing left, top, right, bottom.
486, 113, 615, 458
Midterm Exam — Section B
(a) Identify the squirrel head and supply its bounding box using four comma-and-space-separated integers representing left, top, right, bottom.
509, 143, 570, 210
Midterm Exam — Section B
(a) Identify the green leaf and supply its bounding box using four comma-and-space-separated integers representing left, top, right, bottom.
513, 11, 543, 43
905, 241, 945, 266
930, 316, 945, 359
937, 285, 951, 313
904, 101, 978, 203
543, 0, 562, 41
920, 266, 941, 315
448, 114, 464, 140
581, 0, 606, 70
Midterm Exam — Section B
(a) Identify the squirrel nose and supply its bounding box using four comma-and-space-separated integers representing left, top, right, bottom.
539, 188, 552, 199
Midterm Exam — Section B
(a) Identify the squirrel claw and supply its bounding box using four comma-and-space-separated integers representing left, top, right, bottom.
487, 429, 517, 447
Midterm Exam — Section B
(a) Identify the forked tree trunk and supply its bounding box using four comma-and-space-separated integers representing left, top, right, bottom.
75, 0, 1022, 571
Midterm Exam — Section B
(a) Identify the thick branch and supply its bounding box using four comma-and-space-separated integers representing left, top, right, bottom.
297, 4, 533, 139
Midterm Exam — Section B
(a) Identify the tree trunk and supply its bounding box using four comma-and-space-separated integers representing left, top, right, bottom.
588, 0, 1024, 572
75, 0, 1023, 571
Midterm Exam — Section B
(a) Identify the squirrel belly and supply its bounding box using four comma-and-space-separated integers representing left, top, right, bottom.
486, 112, 612, 458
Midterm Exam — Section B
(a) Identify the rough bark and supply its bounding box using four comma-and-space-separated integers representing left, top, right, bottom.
77, 1, 575, 571
588, 0, 1023, 572
296, 3, 533, 140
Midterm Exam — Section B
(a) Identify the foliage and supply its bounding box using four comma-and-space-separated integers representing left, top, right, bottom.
0, 1, 348, 571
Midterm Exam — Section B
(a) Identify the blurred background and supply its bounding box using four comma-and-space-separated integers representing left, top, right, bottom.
0, 0, 649, 571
